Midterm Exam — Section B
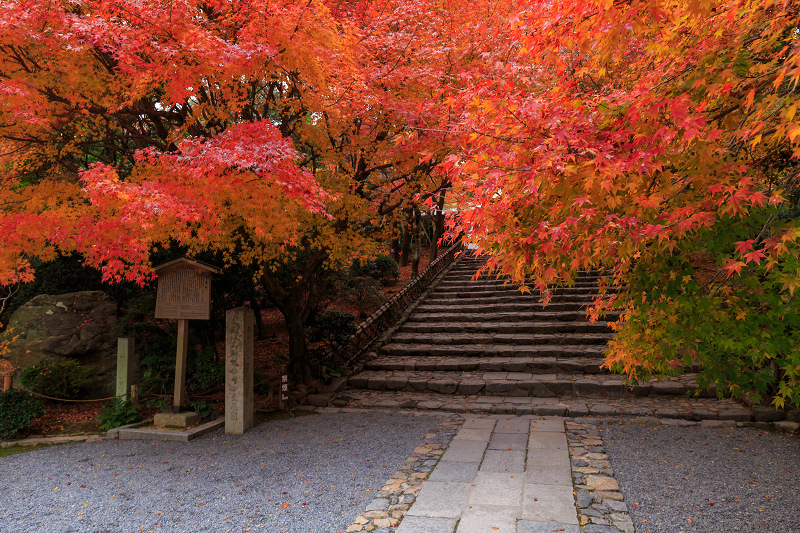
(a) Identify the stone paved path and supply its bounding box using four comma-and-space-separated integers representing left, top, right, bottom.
396, 415, 593, 533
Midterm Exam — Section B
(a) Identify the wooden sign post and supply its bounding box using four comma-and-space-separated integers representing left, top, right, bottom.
154, 258, 220, 414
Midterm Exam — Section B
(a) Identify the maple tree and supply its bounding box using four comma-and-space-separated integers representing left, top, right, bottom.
444, 0, 800, 406
3, 0, 799, 402
0, 0, 382, 383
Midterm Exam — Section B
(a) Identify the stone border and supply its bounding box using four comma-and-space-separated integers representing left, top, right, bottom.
566, 419, 635, 533
0, 433, 106, 448
109, 417, 225, 442
314, 408, 462, 532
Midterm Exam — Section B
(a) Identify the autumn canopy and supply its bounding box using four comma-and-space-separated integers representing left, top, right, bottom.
1, 0, 799, 403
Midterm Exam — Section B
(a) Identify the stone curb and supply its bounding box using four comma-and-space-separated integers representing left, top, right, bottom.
566, 420, 634, 533
0, 433, 106, 448
326, 409, 462, 532
112, 417, 225, 442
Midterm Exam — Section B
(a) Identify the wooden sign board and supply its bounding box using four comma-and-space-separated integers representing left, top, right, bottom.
154, 258, 220, 320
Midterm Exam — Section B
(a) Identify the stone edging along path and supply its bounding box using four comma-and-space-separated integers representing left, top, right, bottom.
336, 408, 799, 533
324, 408, 463, 532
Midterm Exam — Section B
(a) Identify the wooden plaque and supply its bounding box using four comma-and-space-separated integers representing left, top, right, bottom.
154, 258, 220, 320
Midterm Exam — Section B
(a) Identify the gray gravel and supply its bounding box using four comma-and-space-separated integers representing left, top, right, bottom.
0, 410, 449, 533
601, 420, 800, 533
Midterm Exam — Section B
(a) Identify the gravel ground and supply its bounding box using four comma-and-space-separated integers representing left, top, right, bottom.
601, 420, 800, 533
0, 410, 449, 533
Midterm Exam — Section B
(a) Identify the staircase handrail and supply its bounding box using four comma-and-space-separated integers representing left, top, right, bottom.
324, 236, 464, 367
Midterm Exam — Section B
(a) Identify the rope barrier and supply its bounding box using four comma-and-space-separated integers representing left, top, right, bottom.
14, 386, 131, 403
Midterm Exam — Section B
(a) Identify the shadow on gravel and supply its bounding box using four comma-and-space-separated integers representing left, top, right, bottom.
602, 420, 800, 533
0, 410, 447, 533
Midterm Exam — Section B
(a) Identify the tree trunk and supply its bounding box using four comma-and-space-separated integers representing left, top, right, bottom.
430, 190, 447, 260
400, 211, 412, 267
285, 310, 312, 385
251, 299, 266, 340
411, 206, 422, 278
391, 234, 400, 263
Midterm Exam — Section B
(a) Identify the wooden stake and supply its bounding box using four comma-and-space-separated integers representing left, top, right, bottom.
3, 374, 11, 392
173, 318, 189, 413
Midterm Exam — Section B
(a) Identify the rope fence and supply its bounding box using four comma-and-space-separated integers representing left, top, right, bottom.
13, 386, 131, 403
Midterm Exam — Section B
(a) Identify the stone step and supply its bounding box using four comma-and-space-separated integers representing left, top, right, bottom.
438, 278, 608, 287
365, 355, 608, 374
398, 320, 614, 334
389, 332, 613, 346
346, 370, 713, 398
379, 343, 607, 358
406, 311, 623, 323
434, 285, 610, 295
415, 301, 594, 313
424, 294, 607, 306
334, 391, 754, 421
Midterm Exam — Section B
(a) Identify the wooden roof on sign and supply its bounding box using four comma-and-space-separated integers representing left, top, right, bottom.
153, 257, 220, 320
154, 257, 221, 274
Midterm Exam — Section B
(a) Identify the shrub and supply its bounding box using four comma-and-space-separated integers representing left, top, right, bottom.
190, 400, 218, 422
98, 398, 140, 431
0, 389, 44, 439
20, 360, 96, 400
187, 345, 225, 393
350, 255, 400, 285
306, 310, 357, 355
145, 397, 171, 412
347, 276, 386, 318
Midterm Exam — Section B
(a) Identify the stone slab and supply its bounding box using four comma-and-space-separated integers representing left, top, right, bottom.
454, 428, 495, 441
518, 521, 581, 533
118, 417, 224, 442
428, 461, 480, 483
489, 432, 528, 450
396, 516, 458, 533
456, 505, 518, 533
154, 411, 200, 428
462, 417, 496, 430
439, 440, 488, 463
522, 484, 579, 524
525, 465, 572, 486
406, 481, 473, 518
528, 419, 565, 432
526, 447, 570, 466
468, 472, 524, 507
480, 450, 526, 473
527, 431, 567, 449
493, 418, 531, 433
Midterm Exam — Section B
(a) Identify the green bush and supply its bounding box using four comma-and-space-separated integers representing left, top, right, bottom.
0, 389, 44, 439
347, 276, 386, 318
98, 398, 140, 431
190, 400, 218, 422
306, 310, 357, 354
20, 360, 96, 400
145, 397, 171, 412
187, 345, 225, 393
350, 255, 400, 285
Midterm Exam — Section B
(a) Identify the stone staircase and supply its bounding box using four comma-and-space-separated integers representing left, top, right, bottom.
335, 256, 773, 421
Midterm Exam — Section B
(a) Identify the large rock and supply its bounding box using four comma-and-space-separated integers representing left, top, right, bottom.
2, 291, 118, 395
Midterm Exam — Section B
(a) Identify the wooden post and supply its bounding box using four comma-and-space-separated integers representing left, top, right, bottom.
3, 374, 11, 392
130, 384, 138, 405
279, 374, 288, 410
173, 318, 189, 413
